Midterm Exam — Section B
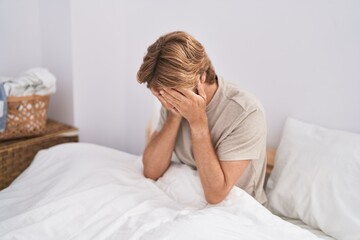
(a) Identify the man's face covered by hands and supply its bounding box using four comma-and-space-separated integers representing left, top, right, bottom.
150, 74, 208, 124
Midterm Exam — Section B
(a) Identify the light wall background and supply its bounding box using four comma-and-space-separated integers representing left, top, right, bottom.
1, 0, 359, 155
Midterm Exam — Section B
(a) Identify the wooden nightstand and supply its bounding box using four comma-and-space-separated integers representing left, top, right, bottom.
0, 119, 79, 190
264, 148, 276, 187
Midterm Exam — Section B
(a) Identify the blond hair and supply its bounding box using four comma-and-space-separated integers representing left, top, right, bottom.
137, 31, 216, 90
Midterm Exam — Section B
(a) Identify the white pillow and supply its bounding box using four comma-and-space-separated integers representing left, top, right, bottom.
266, 118, 360, 240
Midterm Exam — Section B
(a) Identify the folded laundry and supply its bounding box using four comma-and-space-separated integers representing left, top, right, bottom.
0, 68, 56, 97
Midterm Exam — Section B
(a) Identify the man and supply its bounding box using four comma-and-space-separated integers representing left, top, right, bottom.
137, 31, 267, 205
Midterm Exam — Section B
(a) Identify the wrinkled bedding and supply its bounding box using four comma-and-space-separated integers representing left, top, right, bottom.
0, 143, 321, 240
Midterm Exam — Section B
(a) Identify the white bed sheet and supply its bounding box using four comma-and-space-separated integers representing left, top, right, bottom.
280, 217, 336, 240
0, 142, 323, 240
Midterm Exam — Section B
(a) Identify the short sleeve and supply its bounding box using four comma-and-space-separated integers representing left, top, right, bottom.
216, 108, 266, 161
155, 106, 168, 132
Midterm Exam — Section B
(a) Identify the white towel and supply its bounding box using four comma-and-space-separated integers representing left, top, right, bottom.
0, 68, 56, 97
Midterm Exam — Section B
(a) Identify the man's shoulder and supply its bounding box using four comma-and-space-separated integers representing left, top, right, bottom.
221, 77, 264, 114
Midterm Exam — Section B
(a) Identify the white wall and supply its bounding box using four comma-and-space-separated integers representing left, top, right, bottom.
70, 1, 143, 153
0, 0, 42, 75
1, 0, 359, 155
70, 0, 360, 154
39, 0, 74, 125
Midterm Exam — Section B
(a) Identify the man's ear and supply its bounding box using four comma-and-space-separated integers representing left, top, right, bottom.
200, 72, 207, 84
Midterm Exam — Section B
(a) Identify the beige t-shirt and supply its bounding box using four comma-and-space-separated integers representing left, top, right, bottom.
156, 76, 267, 204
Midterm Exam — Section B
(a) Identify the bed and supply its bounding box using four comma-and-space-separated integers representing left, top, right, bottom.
0, 118, 359, 240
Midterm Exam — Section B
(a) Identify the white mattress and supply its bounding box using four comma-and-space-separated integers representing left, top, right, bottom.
0, 143, 324, 239
281, 217, 336, 240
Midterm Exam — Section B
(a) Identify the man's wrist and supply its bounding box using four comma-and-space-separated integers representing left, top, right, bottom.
167, 111, 182, 125
189, 116, 210, 138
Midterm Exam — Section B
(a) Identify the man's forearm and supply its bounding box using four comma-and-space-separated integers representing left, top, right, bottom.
190, 120, 228, 204
143, 113, 182, 180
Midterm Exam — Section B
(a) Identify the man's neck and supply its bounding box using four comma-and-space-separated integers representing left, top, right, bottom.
204, 80, 218, 106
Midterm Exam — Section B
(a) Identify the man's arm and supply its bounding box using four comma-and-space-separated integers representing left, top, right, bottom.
143, 113, 181, 180
190, 118, 250, 204
142, 87, 182, 180
160, 82, 250, 204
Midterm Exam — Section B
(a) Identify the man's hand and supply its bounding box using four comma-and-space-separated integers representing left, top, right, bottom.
150, 87, 182, 119
159, 82, 207, 126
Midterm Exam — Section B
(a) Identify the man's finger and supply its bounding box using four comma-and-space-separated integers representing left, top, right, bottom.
158, 95, 173, 109
150, 87, 160, 97
163, 88, 187, 101
197, 81, 207, 100
175, 88, 194, 98
160, 89, 182, 105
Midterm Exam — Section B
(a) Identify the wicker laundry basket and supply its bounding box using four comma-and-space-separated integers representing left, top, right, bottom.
0, 95, 50, 141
